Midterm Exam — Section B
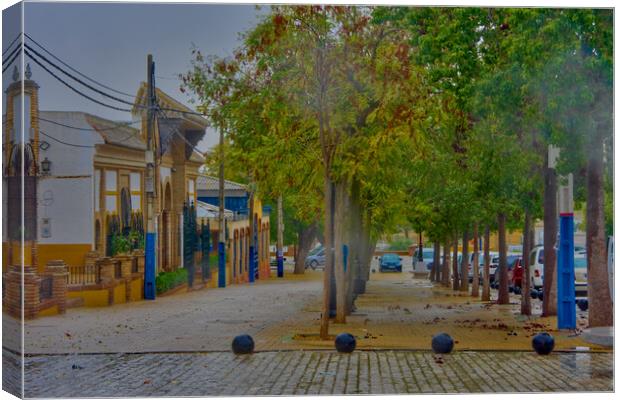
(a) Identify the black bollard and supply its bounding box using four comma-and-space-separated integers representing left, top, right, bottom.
577, 299, 589, 311
335, 333, 356, 353
232, 334, 255, 355
537, 290, 543, 301
509, 286, 514, 293
532, 332, 555, 355
431, 333, 454, 354
530, 289, 539, 299
514, 286, 522, 295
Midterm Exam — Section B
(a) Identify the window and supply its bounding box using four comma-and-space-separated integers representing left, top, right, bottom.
94, 170, 101, 211
130, 172, 141, 211
104, 170, 118, 213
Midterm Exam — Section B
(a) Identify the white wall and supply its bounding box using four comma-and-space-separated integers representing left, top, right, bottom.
37, 177, 93, 244
38, 112, 101, 177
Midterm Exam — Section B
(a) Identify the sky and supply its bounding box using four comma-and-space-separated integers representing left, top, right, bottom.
2, 1, 265, 150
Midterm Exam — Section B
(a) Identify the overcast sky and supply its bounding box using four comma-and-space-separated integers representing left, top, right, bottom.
2, 1, 265, 150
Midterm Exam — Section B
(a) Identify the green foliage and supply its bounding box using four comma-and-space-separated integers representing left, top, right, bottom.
111, 234, 131, 256
155, 268, 189, 294
387, 236, 413, 251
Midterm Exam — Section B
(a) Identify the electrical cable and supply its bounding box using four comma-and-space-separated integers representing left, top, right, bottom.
2, 44, 20, 66
40, 128, 139, 149
25, 43, 137, 107
24, 32, 135, 98
2, 48, 20, 73
2, 32, 21, 56
25, 49, 133, 112
38, 116, 141, 132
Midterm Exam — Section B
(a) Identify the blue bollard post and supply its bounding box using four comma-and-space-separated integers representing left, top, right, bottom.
249, 246, 256, 283
144, 232, 156, 300
277, 248, 284, 278
218, 241, 226, 288
343, 244, 349, 273
557, 213, 576, 329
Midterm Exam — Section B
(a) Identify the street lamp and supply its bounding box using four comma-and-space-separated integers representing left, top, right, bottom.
41, 157, 51, 175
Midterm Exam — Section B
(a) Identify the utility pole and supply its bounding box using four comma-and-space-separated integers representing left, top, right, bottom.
218, 127, 226, 288
276, 194, 284, 278
144, 54, 156, 300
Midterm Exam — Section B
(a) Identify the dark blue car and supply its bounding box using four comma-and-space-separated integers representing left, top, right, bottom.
379, 253, 403, 272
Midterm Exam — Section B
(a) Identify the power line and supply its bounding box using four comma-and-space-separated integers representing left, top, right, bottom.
38, 116, 141, 132
25, 49, 133, 112
2, 49, 20, 73
24, 32, 134, 98
2, 44, 20, 66
39, 130, 95, 148
2, 32, 21, 56
25, 43, 137, 107
40, 128, 139, 149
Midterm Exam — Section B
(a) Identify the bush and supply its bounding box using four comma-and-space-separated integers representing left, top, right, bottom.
155, 268, 188, 294
388, 236, 413, 251
111, 234, 131, 256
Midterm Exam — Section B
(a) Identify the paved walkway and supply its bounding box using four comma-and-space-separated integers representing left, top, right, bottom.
4, 258, 605, 354
4, 349, 612, 397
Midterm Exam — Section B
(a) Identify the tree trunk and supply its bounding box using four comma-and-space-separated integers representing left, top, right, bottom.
520, 210, 532, 315
587, 134, 613, 327
345, 180, 363, 314
497, 213, 510, 304
294, 222, 318, 274
442, 239, 451, 287
320, 178, 335, 339
481, 225, 491, 301
333, 181, 350, 323
471, 222, 480, 297
460, 228, 469, 292
543, 162, 558, 316
452, 233, 459, 291
432, 241, 441, 282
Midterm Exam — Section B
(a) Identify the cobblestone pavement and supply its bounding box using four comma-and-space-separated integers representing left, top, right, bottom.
3, 258, 606, 354
3, 348, 613, 397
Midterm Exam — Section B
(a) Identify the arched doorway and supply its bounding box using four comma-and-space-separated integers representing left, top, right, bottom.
95, 219, 102, 254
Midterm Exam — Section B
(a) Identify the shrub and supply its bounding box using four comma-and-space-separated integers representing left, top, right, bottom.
111, 234, 131, 256
155, 268, 189, 294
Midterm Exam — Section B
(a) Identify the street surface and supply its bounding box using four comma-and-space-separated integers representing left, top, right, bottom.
3, 257, 613, 396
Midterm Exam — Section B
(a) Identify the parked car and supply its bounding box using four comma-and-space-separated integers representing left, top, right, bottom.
305, 246, 325, 270
380, 253, 403, 272
413, 247, 434, 270
490, 254, 519, 282
574, 255, 588, 299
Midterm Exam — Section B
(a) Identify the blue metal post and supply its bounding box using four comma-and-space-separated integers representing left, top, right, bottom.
343, 244, 349, 273
144, 232, 156, 300
249, 246, 256, 283
557, 213, 576, 329
277, 248, 284, 278
218, 241, 226, 288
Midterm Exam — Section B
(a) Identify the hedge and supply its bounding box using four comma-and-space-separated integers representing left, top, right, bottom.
155, 268, 188, 294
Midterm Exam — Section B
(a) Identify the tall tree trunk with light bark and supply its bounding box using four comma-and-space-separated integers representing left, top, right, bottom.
471, 223, 480, 297
432, 241, 441, 282
543, 161, 558, 316
333, 181, 350, 323
452, 233, 460, 291
497, 213, 510, 304
442, 239, 451, 287
320, 178, 335, 339
294, 222, 319, 274
481, 225, 491, 301
460, 229, 469, 292
586, 130, 613, 327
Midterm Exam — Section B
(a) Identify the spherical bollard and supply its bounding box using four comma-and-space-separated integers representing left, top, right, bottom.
532, 332, 555, 355
335, 333, 356, 353
514, 286, 522, 295
537, 290, 544, 301
232, 334, 255, 355
530, 289, 539, 299
577, 299, 589, 311
508, 286, 514, 293
431, 333, 454, 354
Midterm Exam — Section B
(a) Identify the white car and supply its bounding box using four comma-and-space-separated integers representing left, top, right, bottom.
529, 246, 545, 289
